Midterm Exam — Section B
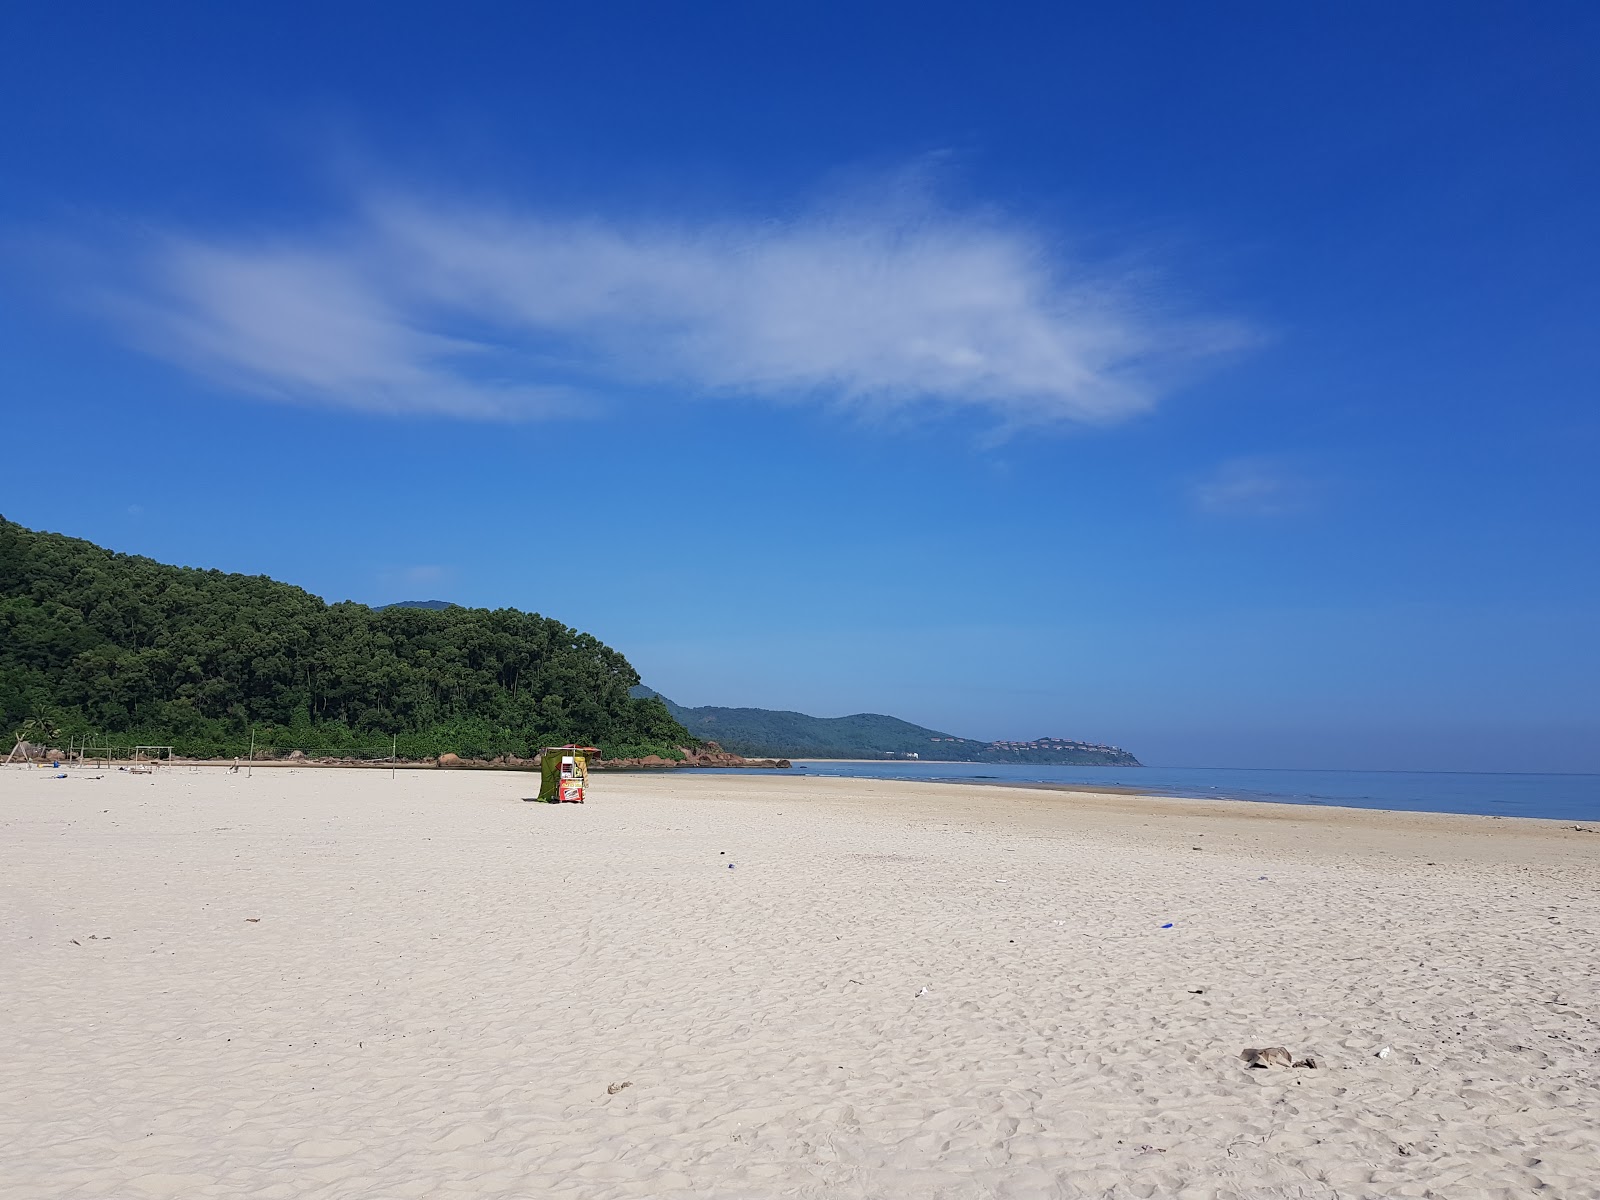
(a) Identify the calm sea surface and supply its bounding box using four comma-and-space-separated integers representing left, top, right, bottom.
700, 761, 1600, 823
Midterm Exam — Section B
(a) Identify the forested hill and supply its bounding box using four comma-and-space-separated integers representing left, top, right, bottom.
635, 688, 1140, 765
0, 517, 689, 759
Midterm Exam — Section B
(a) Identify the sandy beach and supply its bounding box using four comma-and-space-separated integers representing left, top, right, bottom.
2, 766, 1596, 1199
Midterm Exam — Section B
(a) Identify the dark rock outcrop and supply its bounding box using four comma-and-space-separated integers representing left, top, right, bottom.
591, 742, 791, 771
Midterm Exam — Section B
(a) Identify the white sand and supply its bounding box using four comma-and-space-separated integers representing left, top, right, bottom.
2, 765, 1596, 1199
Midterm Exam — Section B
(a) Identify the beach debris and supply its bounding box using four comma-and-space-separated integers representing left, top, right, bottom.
1188, 988, 1206, 994
70, 939, 80, 946
1375, 1045, 1393, 1059
1293, 1055, 1320, 1069
606, 1081, 633, 1095
1240, 1047, 1293, 1069
727, 863, 735, 869
916, 986, 930, 997
1160, 922, 1174, 929
245, 918, 261, 923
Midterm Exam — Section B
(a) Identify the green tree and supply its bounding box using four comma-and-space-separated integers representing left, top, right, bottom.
0, 516, 693, 759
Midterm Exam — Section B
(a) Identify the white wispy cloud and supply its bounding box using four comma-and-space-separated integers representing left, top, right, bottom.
84, 184, 1248, 425
105, 238, 574, 418
1191, 457, 1317, 516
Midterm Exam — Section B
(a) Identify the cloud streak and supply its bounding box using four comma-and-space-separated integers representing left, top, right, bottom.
1191, 457, 1318, 517
87, 186, 1247, 425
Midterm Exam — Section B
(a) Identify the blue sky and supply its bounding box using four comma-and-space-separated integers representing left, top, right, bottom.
3, 3, 1597, 771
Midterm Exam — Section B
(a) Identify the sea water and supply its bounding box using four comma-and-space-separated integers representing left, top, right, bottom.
706, 761, 1600, 823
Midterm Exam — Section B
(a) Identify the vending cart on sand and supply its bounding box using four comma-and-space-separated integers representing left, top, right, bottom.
535, 746, 598, 803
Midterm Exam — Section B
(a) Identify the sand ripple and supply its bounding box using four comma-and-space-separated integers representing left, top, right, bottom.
2, 767, 1596, 1198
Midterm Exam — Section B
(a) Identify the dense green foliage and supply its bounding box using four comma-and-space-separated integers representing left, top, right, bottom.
637, 688, 1140, 765
0, 518, 691, 759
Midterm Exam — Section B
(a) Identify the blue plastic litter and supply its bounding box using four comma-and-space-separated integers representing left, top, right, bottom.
1160, 922, 1174, 929
727, 863, 735, 869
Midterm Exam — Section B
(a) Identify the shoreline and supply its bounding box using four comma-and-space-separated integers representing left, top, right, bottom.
779, 760, 1600, 825
729, 772, 1598, 848
13, 757, 1594, 832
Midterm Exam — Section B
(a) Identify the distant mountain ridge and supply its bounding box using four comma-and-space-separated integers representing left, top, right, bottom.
383, 600, 456, 610
631, 687, 1139, 765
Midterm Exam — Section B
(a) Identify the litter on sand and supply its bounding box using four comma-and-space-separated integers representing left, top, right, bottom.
1160, 922, 1174, 929
1240, 1046, 1293, 1068
1240, 1047, 1321, 1069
